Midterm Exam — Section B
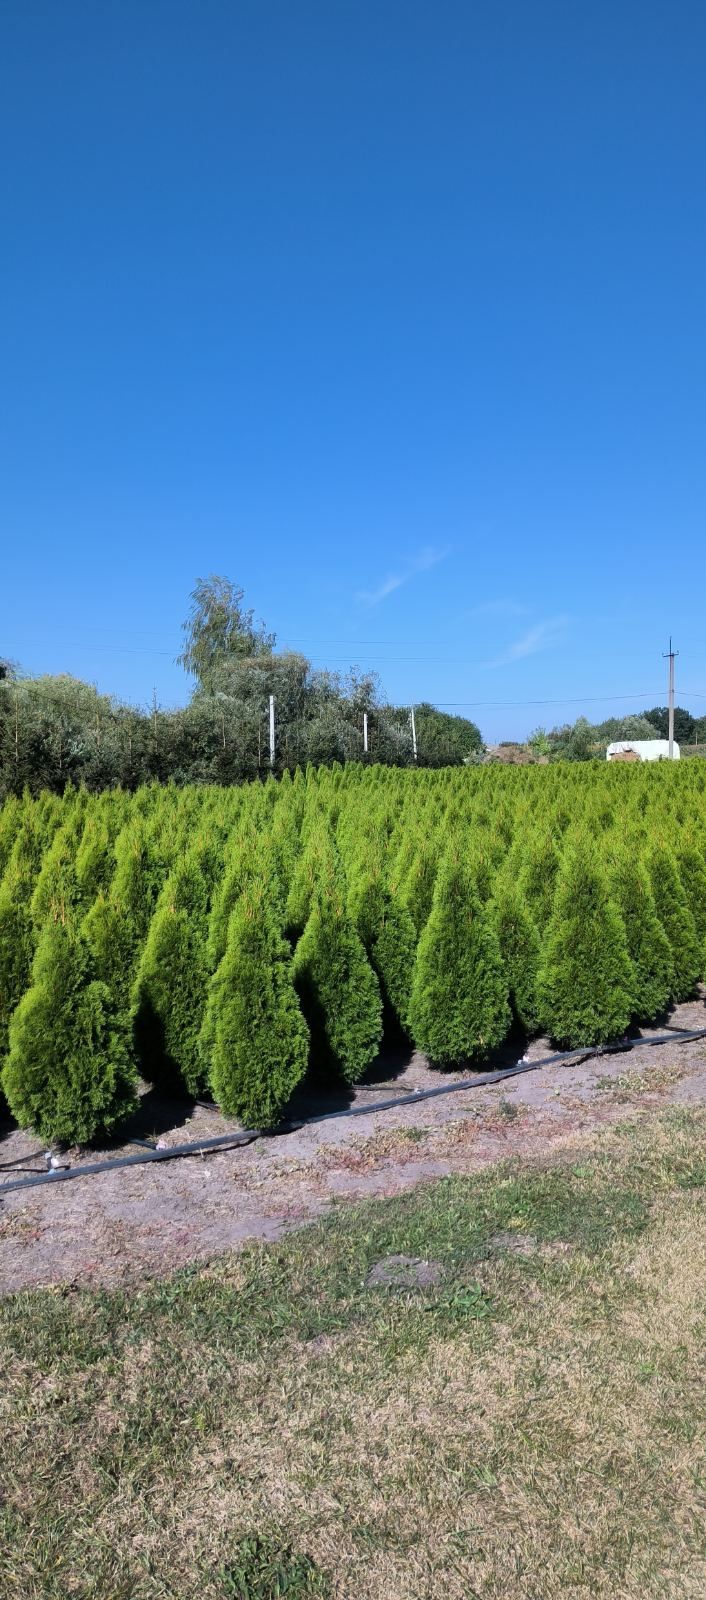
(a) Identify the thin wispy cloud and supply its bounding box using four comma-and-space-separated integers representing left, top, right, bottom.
470, 598, 529, 619
486, 615, 569, 668
358, 545, 448, 606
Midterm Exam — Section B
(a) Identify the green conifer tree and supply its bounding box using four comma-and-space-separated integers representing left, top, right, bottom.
407, 858, 511, 1064
0, 794, 23, 879
0, 864, 37, 1063
676, 844, 706, 948
519, 832, 560, 934
30, 802, 87, 929
2, 917, 138, 1144
206, 826, 260, 971
132, 850, 213, 1096
131, 905, 209, 1096
83, 823, 161, 1001
608, 848, 674, 1023
208, 886, 309, 1127
73, 795, 128, 908
284, 821, 343, 939
646, 845, 701, 1001
348, 864, 417, 1029
397, 839, 438, 936
0, 814, 62, 1064
537, 839, 635, 1047
293, 884, 383, 1083
491, 873, 542, 1034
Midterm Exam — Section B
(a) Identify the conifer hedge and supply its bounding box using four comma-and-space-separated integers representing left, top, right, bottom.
0, 760, 705, 1142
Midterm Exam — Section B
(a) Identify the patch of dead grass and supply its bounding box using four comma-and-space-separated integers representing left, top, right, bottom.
595, 1061, 686, 1102
3, 1110, 706, 1599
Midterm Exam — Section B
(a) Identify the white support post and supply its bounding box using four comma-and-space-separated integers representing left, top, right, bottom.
269, 694, 275, 768
363, 711, 368, 754
410, 705, 417, 763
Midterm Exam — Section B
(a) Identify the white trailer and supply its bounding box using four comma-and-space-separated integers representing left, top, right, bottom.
606, 739, 680, 762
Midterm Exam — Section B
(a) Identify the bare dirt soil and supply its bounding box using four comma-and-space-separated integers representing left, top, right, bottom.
2, 998, 705, 1295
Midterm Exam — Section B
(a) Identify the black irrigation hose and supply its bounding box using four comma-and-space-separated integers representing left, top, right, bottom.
0, 1164, 48, 1175
2, 1025, 706, 1198
0, 1152, 48, 1172
0, 1128, 265, 1193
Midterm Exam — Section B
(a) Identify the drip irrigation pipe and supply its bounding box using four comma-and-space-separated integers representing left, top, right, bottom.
0, 1152, 48, 1172
2, 1025, 706, 1198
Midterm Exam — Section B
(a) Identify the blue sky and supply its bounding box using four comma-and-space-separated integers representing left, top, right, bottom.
2, 0, 705, 741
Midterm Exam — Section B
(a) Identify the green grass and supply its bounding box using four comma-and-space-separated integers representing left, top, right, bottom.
2, 1108, 706, 1598
219, 1535, 331, 1598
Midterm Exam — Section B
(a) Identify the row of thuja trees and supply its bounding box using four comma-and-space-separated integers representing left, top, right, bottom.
1, 760, 706, 1145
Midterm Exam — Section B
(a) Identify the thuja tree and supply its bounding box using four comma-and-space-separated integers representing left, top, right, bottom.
132, 904, 209, 1096
407, 857, 510, 1065
347, 861, 417, 1030
29, 800, 87, 930
491, 872, 542, 1035
293, 882, 383, 1084
83, 821, 163, 1001
537, 838, 635, 1047
132, 850, 213, 1096
0, 793, 23, 878
608, 847, 674, 1023
206, 824, 261, 972
2, 915, 138, 1144
73, 794, 128, 909
268, 795, 303, 908
675, 844, 706, 948
0, 814, 63, 1062
518, 833, 561, 935
284, 821, 340, 939
0, 862, 37, 1063
646, 844, 701, 1001
208, 885, 309, 1128
397, 837, 439, 936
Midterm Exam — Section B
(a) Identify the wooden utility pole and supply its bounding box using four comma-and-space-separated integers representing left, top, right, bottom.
269, 694, 275, 768
663, 639, 678, 758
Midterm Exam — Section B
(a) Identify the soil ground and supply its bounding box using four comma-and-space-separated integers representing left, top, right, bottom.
2, 997, 706, 1295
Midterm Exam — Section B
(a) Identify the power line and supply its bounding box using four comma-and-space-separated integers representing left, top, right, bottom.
7, 637, 706, 714
12, 634, 706, 687
431, 691, 672, 709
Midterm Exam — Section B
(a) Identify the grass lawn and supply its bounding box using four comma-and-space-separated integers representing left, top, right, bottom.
2, 1108, 706, 1599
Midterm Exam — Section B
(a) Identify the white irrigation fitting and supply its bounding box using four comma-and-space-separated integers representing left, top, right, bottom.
1, 1025, 705, 1198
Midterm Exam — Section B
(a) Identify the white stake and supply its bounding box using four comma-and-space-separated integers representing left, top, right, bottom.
269, 694, 275, 767
363, 711, 368, 753
410, 705, 417, 762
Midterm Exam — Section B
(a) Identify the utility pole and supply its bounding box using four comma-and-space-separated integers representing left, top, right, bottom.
269, 694, 275, 769
663, 638, 678, 759
363, 711, 368, 754
410, 705, 417, 763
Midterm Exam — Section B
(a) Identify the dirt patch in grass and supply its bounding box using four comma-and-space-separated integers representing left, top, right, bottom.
365, 1253, 445, 1289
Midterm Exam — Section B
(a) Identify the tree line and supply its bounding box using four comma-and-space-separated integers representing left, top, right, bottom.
528, 707, 706, 762
0, 577, 482, 797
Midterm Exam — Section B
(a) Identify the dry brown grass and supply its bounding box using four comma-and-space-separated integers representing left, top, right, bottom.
2, 1108, 706, 1598
595, 1060, 686, 1101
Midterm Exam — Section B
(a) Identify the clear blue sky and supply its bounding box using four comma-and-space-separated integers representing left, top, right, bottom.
2, 0, 705, 741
